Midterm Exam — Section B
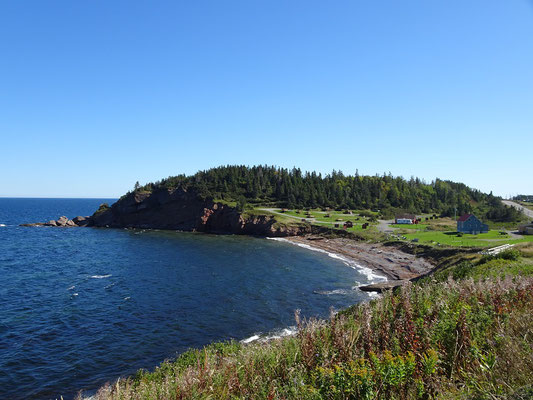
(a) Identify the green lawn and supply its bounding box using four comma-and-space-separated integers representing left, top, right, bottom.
390, 223, 428, 229
273, 208, 378, 232
402, 229, 533, 247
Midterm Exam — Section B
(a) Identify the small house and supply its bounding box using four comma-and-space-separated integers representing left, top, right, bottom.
457, 214, 489, 234
518, 223, 533, 235
344, 221, 354, 228
395, 214, 416, 224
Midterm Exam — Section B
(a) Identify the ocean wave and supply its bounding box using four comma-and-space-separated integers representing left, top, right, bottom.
240, 326, 297, 344
67, 285, 75, 290
0, 224, 6, 227
90, 274, 112, 279
267, 237, 387, 283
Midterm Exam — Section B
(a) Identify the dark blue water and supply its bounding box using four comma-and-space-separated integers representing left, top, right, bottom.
0, 198, 376, 399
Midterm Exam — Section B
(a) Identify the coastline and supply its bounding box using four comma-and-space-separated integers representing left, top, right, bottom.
279, 236, 434, 291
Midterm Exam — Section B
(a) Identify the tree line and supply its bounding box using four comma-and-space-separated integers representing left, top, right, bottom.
132, 165, 522, 222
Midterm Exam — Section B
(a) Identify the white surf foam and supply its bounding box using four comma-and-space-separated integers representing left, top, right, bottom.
241, 326, 298, 344
67, 285, 75, 290
314, 289, 352, 296
0, 224, 6, 227
90, 274, 112, 279
241, 334, 260, 344
267, 237, 387, 283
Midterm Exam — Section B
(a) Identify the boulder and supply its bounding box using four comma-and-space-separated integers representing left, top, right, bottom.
56, 216, 69, 226
72, 216, 90, 226
65, 220, 77, 227
45, 220, 58, 226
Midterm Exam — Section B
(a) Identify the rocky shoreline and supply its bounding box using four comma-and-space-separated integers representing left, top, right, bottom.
284, 236, 434, 292
21, 215, 91, 228
20, 188, 312, 236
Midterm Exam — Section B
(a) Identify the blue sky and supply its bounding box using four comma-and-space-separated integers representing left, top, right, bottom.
1, 1, 532, 198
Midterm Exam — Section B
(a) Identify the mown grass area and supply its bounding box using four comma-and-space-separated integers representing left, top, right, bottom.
390, 224, 429, 230
85, 274, 533, 399
271, 208, 378, 233
401, 230, 533, 248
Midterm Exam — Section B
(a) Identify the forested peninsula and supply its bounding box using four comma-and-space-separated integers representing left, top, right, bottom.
23, 165, 523, 235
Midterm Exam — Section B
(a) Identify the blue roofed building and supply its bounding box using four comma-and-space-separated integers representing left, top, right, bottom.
457, 214, 489, 234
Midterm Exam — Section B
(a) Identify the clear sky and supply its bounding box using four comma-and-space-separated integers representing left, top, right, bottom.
1, 1, 532, 198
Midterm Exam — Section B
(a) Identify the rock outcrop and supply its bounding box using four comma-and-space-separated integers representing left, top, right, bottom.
21, 188, 312, 237
21, 215, 89, 228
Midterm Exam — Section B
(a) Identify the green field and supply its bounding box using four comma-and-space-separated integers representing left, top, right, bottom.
402, 229, 533, 247
390, 223, 428, 229
271, 208, 378, 233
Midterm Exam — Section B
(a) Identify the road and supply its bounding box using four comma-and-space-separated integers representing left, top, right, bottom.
502, 200, 533, 221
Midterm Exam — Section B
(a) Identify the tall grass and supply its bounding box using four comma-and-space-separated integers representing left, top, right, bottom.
84, 276, 533, 400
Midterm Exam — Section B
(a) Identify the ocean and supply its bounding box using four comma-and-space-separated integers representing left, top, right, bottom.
0, 198, 379, 399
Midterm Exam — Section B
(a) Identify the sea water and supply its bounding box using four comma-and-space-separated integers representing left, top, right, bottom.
0, 198, 379, 399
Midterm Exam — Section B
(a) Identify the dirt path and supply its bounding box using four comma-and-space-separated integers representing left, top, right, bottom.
377, 219, 396, 233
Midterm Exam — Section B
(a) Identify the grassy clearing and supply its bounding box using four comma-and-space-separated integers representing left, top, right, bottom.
428, 243, 533, 282
390, 224, 428, 230
272, 208, 378, 233
401, 230, 533, 248
85, 275, 533, 400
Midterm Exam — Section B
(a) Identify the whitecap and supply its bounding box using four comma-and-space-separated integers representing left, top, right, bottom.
90, 274, 112, 279
104, 283, 115, 290
67, 286, 75, 290
0, 224, 6, 227
124, 296, 131, 300
72, 293, 78, 297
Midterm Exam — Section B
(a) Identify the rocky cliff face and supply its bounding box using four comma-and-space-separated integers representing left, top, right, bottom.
25, 188, 310, 237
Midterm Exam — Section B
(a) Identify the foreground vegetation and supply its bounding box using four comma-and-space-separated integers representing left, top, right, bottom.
83, 244, 533, 400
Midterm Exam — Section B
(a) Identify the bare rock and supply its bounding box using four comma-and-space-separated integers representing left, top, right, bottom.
56, 216, 69, 226
359, 280, 409, 293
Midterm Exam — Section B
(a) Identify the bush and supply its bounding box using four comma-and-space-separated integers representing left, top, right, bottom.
498, 248, 520, 261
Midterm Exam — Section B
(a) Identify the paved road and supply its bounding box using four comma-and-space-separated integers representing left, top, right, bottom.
502, 200, 533, 220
